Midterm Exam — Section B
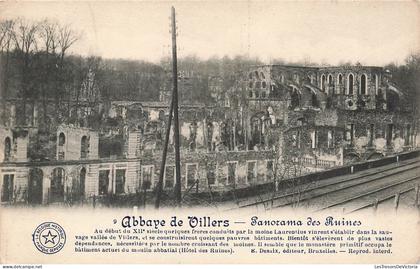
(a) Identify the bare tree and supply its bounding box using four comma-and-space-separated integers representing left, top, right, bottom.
52, 23, 80, 122
37, 20, 59, 127
11, 18, 39, 56
39, 19, 59, 54
57, 24, 79, 61
0, 19, 15, 111
10, 18, 39, 125
0, 20, 15, 52
0, 18, 82, 126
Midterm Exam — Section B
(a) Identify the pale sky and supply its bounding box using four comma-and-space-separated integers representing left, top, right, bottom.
1, 1, 419, 66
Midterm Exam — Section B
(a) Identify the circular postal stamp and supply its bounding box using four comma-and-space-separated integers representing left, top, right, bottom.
32, 222, 66, 254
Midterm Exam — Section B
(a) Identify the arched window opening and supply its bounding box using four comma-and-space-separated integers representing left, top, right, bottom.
360, 74, 367, 95
321, 74, 326, 90
348, 74, 354, 95
4, 137, 11, 161
58, 133, 65, 146
328, 74, 334, 94
328, 74, 333, 85
336, 74, 343, 94
58, 132, 66, 160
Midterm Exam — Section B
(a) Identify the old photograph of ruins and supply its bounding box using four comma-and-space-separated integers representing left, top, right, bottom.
0, 1, 419, 213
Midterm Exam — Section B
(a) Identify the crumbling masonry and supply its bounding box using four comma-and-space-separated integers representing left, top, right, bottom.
0, 64, 417, 204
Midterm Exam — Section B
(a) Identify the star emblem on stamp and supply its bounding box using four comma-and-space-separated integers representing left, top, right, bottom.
32, 222, 66, 254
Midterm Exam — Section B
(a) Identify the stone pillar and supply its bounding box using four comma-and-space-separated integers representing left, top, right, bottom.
126, 162, 139, 193
42, 167, 52, 204
86, 164, 99, 198
15, 167, 29, 202
89, 132, 99, 159
64, 166, 73, 202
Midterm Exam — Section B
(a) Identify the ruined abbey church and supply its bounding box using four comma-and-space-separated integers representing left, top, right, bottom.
0, 64, 417, 205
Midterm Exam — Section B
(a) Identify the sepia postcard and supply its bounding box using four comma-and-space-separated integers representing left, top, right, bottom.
0, 0, 419, 266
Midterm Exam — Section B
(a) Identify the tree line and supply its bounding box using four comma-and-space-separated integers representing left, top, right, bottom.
1, 18, 419, 129
0, 18, 80, 126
